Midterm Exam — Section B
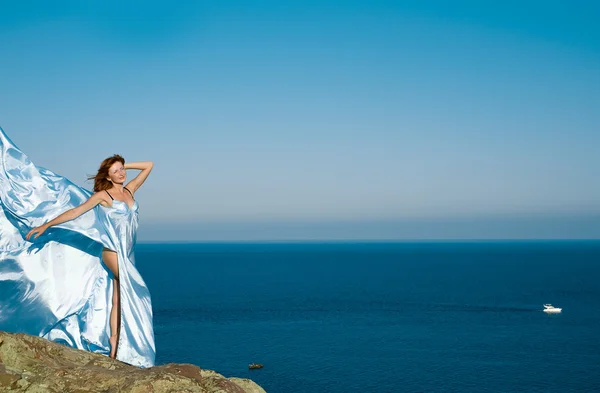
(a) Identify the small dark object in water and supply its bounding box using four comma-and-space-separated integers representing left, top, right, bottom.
249, 363, 263, 370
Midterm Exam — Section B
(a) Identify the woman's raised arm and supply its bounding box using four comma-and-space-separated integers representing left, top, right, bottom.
25, 192, 106, 240
124, 161, 154, 194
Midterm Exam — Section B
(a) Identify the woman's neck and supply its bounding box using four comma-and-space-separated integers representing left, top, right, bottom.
110, 184, 125, 193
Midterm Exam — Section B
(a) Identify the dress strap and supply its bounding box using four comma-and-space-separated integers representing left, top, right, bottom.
124, 187, 134, 200
105, 190, 114, 200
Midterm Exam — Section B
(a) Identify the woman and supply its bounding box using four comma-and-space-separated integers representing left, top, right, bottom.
0, 127, 155, 367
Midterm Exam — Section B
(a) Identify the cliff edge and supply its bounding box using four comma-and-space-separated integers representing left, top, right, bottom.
0, 331, 266, 393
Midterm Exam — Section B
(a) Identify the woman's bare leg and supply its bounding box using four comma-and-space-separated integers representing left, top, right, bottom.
109, 278, 120, 358
102, 249, 120, 359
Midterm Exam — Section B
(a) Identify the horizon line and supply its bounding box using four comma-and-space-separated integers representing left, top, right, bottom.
137, 238, 600, 244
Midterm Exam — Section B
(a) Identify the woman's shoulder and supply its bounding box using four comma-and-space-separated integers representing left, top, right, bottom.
91, 190, 113, 207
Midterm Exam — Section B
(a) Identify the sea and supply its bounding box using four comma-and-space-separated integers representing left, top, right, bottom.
136, 241, 600, 393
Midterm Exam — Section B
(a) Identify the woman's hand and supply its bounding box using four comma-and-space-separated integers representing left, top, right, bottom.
26, 225, 48, 241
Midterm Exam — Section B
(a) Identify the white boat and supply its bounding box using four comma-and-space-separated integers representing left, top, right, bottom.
543, 304, 562, 313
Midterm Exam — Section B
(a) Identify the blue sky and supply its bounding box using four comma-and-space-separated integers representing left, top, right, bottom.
1, 1, 599, 240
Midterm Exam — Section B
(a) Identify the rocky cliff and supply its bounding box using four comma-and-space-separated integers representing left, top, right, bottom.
0, 331, 266, 393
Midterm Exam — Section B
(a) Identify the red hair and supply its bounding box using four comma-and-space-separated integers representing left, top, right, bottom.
88, 154, 125, 192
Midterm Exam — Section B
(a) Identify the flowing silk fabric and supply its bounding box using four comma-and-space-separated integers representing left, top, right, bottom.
0, 127, 155, 367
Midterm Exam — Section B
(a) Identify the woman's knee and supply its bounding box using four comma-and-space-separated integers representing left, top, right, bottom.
112, 281, 120, 307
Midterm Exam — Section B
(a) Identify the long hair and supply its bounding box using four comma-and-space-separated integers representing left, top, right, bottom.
88, 154, 125, 192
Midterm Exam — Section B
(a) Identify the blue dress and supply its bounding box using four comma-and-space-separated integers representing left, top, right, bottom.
0, 127, 155, 367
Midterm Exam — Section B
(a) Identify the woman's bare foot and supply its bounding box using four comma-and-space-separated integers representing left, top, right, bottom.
109, 335, 118, 359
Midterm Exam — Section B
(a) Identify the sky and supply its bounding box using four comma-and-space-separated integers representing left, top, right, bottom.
1, 0, 599, 240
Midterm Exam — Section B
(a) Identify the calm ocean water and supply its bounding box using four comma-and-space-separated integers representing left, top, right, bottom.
136, 241, 600, 393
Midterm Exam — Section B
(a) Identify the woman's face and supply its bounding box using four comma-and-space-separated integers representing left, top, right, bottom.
107, 161, 126, 185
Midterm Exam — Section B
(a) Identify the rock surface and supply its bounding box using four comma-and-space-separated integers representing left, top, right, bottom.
0, 331, 266, 393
